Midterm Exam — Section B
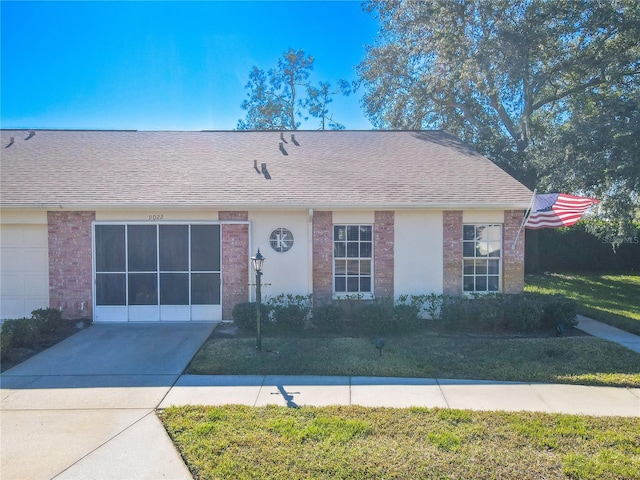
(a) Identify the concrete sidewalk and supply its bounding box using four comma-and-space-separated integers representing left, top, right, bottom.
1, 323, 217, 480
575, 314, 640, 353
160, 374, 640, 417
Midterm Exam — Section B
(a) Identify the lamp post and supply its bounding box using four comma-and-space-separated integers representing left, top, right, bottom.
251, 249, 265, 351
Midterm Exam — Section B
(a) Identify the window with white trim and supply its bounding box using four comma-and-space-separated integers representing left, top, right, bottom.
333, 225, 373, 294
463, 224, 502, 293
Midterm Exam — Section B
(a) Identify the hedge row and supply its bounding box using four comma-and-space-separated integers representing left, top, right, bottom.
232, 294, 312, 334
437, 293, 577, 334
526, 223, 640, 273
232, 293, 577, 335
0, 308, 66, 355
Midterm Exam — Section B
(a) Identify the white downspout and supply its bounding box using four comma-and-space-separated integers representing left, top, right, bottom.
308, 208, 314, 298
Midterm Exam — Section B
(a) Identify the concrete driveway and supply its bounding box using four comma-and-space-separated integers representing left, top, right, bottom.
0, 322, 216, 480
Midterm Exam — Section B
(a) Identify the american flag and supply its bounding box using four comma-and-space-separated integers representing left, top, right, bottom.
525, 193, 599, 229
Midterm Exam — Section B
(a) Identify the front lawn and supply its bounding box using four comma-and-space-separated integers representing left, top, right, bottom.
525, 273, 640, 335
186, 330, 640, 387
160, 404, 640, 480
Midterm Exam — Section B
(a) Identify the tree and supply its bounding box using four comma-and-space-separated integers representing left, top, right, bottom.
357, 0, 640, 234
534, 78, 640, 237
305, 81, 351, 130
237, 49, 348, 130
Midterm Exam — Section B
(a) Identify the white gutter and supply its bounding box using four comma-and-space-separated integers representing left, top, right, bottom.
0, 201, 535, 211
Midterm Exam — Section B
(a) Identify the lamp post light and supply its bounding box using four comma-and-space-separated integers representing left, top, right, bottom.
251, 249, 265, 351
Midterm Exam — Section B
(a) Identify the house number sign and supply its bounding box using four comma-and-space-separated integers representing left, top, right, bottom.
269, 227, 294, 253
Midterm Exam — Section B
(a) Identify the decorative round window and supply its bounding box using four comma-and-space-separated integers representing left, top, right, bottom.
269, 227, 294, 253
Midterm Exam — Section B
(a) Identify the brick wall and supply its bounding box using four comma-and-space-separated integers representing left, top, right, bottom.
374, 211, 394, 297
443, 211, 463, 295
219, 211, 248, 222
48, 211, 95, 319
220, 211, 249, 320
502, 210, 526, 293
312, 211, 333, 306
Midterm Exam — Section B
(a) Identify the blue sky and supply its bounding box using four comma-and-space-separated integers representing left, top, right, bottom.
1, 1, 378, 131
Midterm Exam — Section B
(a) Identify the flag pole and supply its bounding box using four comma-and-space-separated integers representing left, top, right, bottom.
512, 189, 537, 250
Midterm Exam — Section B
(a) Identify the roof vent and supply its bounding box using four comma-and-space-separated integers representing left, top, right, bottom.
280, 131, 287, 143
253, 159, 261, 174
25, 130, 36, 140
279, 142, 288, 156
261, 162, 271, 180
291, 134, 299, 146
5, 137, 14, 148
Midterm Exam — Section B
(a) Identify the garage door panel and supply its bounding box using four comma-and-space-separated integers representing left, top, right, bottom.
0, 227, 24, 245
0, 224, 49, 319
22, 226, 48, 247
1, 274, 23, 295
1, 249, 24, 270
23, 274, 48, 295
23, 249, 49, 270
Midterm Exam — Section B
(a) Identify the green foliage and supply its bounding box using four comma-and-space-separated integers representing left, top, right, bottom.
341, 295, 427, 335
393, 294, 427, 332
1, 308, 75, 361
311, 303, 344, 333
266, 294, 311, 333
0, 318, 36, 351
355, 296, 394, 334
162, 405, 640, 480
525, 273, 640, 335
359, 0, 640, 227
236, 48, 349, 130
539, 295, 578, 332
439, 293, 573, 334
526, 223, 640, 274
187, 329, 640, 387
424, 292, 445, 320
31, 307, 64, 333
233, 295, 311, 333
504, 294, 543, 332
231, 302, 268, 333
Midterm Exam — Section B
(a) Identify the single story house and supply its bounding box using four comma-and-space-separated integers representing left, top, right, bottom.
0, 130, 532, 322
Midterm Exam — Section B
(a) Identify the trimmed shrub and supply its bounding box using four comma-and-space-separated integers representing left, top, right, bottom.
312, 303, 343, 333
504, 294, 543, 332
266, 294, 311, 333
356, 297, 394, 334
424, 293, 445, 320
439, 295, 467, 330
0, 317, 39, 350
475, 294, 507, 332
393, 295, 426, 332
232, 302, 268, 332
439, 293, 573, 334
31, 308, 64, 333
540, 295, 578, 333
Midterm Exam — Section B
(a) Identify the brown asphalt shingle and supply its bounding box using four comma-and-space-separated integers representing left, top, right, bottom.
0, 130, 532, 210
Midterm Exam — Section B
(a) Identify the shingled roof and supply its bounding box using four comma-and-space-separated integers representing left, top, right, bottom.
0, 130, 532, 210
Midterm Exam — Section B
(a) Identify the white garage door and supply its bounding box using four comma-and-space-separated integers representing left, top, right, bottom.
93, 223, 222, 322
0, 224, 49, 319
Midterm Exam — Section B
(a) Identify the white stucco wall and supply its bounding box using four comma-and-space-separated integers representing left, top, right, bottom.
0, 211, 50, 319
96, 210, 218, 221
248, 210, 311, 300
463, 210, 505, 224
394, 210, 444, 296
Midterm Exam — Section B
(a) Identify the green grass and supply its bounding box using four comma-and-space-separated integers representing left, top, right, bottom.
186, 330, 640, 387
525, 273, 640, 335
160, 405, 640, 480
